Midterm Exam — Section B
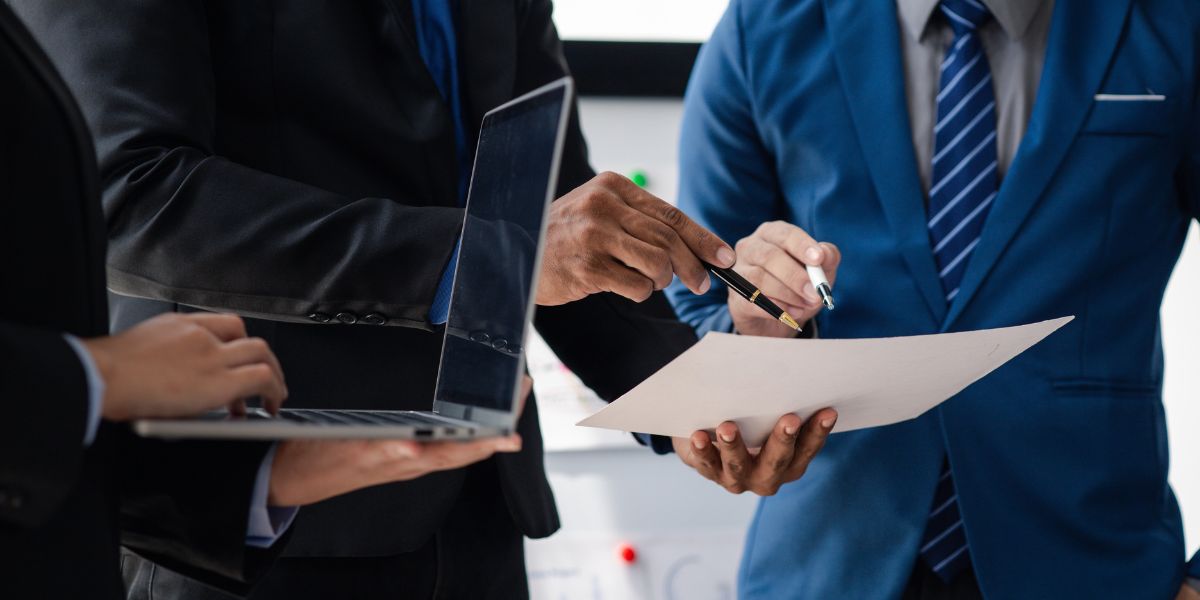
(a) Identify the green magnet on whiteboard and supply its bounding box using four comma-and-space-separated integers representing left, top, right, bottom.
629, 170, 648, 188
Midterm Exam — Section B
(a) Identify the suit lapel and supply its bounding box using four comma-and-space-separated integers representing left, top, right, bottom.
943, 0, 1133, 329
823, 0, 947, 325
457, 0, 517, 131
375, 0, 444, 102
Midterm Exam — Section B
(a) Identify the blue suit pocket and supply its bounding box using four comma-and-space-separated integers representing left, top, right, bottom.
1051, 377, 1161, 397
1047, 378, 1166, 519
1080, 98, 1176, 136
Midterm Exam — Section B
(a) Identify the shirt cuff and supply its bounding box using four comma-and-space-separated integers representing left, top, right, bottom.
694, 306, 736, 338
632, 432, 676, 454
428, 239, 462, 325
63, 335, 104, 447
245, 444, 298, 548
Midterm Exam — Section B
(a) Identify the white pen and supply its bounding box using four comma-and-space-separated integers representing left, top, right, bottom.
806, 264, 835, 310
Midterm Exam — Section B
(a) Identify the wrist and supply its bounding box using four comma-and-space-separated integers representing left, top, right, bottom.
80, 337, 127, 421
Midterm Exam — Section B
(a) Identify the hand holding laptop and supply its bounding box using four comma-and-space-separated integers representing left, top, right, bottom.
267, 376, 531, 507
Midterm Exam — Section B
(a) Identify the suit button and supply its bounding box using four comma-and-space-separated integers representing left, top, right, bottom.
308, 312, 332, 323
362, 313, 386, 326
469, 331, 491, 343
335, 312, 358, 325
491, 338, 508, 351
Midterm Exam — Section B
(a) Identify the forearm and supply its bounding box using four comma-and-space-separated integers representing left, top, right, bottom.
118, 434, 285, 589
103, 152, 464, 326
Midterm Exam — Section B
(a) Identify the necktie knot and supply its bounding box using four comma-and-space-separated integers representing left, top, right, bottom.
940, 0, 991, 34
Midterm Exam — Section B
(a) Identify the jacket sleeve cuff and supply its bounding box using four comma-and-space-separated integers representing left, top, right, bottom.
632, 432, 676, 455
1187, 551, 1200, 578
62, 335, 104, 447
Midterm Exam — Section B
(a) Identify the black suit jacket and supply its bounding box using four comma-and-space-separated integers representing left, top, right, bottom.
12, 0, 698, 560
0, 4, 283, 597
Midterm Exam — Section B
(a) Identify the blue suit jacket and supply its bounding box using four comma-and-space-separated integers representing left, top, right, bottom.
667, 0, 1200, 597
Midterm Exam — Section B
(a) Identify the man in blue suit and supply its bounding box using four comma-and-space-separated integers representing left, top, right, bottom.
665, 0, 1200, 597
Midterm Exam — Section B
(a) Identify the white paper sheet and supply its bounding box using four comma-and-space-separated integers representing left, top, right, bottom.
577, 317, 1073, 447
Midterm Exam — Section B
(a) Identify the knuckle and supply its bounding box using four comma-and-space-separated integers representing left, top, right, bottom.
577, 191, 608, 215
656, 204, 688, 230
725, 459, 746, 477
723, 482, 746, 495
583, 255, 608, 277
642, 219, 676, 248
769, 456, 791, 472
734, 240, 750, 258
250, 363, 273, 381
596, 170, 624, 187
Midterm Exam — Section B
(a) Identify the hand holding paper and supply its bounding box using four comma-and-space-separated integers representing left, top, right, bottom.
671, 409, 838, 496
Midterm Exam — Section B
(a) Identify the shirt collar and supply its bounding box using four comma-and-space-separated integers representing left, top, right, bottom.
897, 0, 1044, 42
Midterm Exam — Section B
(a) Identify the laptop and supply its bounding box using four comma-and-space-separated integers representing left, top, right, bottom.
133, 77, 574, 441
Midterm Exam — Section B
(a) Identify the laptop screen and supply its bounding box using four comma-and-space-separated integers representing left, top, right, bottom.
432, 79, 572, 427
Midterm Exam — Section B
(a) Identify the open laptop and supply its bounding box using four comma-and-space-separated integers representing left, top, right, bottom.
133, 77, 574, 441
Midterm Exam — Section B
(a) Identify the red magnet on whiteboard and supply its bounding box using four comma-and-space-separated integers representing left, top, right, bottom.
617, 543, 637, 564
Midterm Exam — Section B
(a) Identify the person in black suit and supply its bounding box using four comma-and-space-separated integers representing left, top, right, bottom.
8, 1, 836, 597
0, 4, 533, 597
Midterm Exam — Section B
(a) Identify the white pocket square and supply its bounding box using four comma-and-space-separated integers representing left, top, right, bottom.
1094, 93, 1166, 101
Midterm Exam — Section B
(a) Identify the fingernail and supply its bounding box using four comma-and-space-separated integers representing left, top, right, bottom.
499, 438, 521, 452
804, 282, 819, 302
699, 276, 711, 294
784, 424, 798, 436
718, 431, 736, 443
692, 437, 706, 450
805, 247, 822, 263
820, 417, 837, 430
716, 247, 736, 268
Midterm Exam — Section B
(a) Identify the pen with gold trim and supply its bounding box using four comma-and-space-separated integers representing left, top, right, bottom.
703, 263, 802, 332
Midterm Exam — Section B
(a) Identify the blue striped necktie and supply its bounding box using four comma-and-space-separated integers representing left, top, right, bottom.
921, 0, 996, 582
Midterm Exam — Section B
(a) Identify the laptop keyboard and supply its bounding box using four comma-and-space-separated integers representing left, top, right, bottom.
277, 409, 453, 427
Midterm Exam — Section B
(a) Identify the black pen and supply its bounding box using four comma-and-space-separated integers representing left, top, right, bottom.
704, 263, 802, 332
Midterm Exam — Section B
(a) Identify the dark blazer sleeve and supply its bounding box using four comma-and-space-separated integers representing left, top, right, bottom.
10, 0, 463, 329
515, 0, 700, 404
0, 322, 89, 529
117, 436, 286, 592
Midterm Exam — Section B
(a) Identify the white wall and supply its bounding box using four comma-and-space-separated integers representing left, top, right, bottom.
526, 95, 1200, 598
552, 0, 727, 43
1165, 222, 1200, 557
